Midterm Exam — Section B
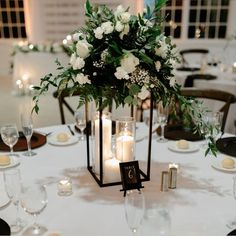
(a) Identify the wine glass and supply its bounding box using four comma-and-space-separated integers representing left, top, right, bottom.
21, 184, 48, 235
156, 102, 169, 143
124, 190, 145, 235
1, 124, 19, 156
227, 175, 236, 229
3, 168, 24, 233
74, 109, 86, 141
21, 113, 36, 156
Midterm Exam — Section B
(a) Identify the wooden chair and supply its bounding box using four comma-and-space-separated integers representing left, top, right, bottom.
53, 89, 112, 124
180, 88, 236, 132
179, 48, 209, 67
53, 89, 81, 124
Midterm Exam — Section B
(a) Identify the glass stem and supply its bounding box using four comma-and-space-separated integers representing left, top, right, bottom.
10, 145, 14, 154
33, 214, 40, 232
26, 137, 32, 153
14, 200, 20, 226
161, 125, 165, 139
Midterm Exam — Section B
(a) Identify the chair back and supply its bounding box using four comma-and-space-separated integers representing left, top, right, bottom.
180, 88, 236, 132
179, 48, 209, 67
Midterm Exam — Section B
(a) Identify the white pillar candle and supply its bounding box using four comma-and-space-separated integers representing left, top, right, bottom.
104, 158, 121, 182
116, 133, 135, 162
169, 163, 179, 170
94, 114, 112, 174
57, 178, 72, 196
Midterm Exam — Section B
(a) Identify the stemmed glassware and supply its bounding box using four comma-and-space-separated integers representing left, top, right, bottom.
156, 102, 169, 143
1, 124, 19, 156
21, 113, 36, 156
21, 184, 48, 235
124, 190, 145, 235
74, 109, 86, 141
3, 168, 24, 233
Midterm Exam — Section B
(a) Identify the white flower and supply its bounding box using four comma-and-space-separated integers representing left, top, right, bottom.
70, 53, 77, 66
45, 45, 51, 52
120, 12, 131, 23
101, 49, 109, 61
120, 53, 139, 73
101, 21, 114, 34
73, 57, 85, 70
75, 73, 91, 84
169, 77, 176, 87
138, 86, 149, 100
72, 32, 82, 41
52, 43, 62, 52
114, 67, 129, 80
76, 40, 92, 58
94, 27, 104, 39
144, 19, 153, 27
155, 61, 161, 72
115, 21, 124, 32
38, 44, 44, 51
120, 24, 130, 39
155, 35, 168, 58
114, 5, 125, 17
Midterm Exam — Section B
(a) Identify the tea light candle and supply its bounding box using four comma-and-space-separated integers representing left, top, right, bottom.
57, 178, 72, 196
169, 163, 179, 170
232, 62, 236, 73
104, 158, 121, 182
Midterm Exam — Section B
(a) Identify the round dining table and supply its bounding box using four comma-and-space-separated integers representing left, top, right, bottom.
0, 123, 236, 236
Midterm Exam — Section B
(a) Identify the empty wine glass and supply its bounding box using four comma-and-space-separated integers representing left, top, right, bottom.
124, 190, 145, 235
21, 113, 36, 156
1, 124, 19, 156
227, 175, 236, 229
74, 109, 86, 141
21, 184, 48, 235
3, 168, 24, 233
156, 102, 169, 143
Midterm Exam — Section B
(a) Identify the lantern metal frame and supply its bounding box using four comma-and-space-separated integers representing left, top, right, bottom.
86, 94, 154, 187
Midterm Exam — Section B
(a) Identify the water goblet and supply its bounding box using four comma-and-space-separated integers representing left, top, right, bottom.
124, 189, 145, 235
1, 124, 19, 157
74, 109, 86, 141
21, 113, 36, 156
3, 168, 24, 233
156, 103, 168, 143
21, 184, 48, 235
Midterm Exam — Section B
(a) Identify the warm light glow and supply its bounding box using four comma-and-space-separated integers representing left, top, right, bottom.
169, 20, 177, 29
63, 39, 67, 45
66, 35, 72, 41
29, 85, 34, 90
16, 79, 22, 85
29, 44, 34, 49
22, 74, 29, 81
234, 62, 236, 67
169, 163, 179, 169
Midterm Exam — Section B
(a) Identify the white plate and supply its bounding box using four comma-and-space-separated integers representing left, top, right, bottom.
0, 156, 20, 170
48, 133, 79, 146
168, 141, 199, 153
211, 162, 236, 173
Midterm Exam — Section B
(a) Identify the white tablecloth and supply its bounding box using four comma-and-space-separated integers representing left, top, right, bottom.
175, 66, 236, 134
0, 124, 236, 236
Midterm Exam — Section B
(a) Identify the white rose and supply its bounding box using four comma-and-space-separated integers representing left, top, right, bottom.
75, 73, 91, 85
101, 49, 109, 61
169, 77, 176, 87
120, 53, 139, 73
155, 45, 167, 58
115, 21, 124, 32
138, 86, 149, 100
120, 24, 130, 39
70, 53, 77, 66
101, 21, 114, 34
120, 12, 131, 23
76, 40, 92, 58
72, 32, 82, 41
114, 5, 125, 17
94, 27, 104, 39
114, 67, 129, 80
155, 61, 161, 72
73, 57, 85, 70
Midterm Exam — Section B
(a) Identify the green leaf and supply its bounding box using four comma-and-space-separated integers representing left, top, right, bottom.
85, 0, 92, 16
129, 84, 140, 96
124, 96, 133, 104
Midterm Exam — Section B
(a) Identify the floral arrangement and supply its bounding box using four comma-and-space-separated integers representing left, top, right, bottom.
33, 0, 180, 110
33, 0, 218, 156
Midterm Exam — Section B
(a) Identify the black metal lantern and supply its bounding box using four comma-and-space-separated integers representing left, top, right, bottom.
86, 94, 154, 187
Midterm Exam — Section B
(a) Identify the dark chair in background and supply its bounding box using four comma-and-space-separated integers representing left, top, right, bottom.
180, 88, 236, 132
179, 48, 209, 68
